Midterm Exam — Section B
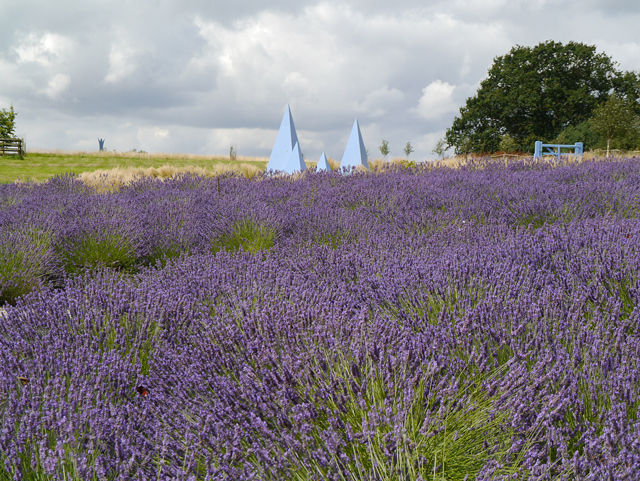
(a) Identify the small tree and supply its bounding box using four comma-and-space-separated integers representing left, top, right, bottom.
431, 138, 449, 160
589, 93, 640, 156
554, 121, 601, 151
403, 141, 414, 159
0, 105, 17, 138
498, 134, 518, 153
379, 139, 390, 158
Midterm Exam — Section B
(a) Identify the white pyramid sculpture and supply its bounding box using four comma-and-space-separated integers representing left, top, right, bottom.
285, 141, 306, 173
267, 104, 301, 172
340, 118, 369, 170
316, 152, 331, 171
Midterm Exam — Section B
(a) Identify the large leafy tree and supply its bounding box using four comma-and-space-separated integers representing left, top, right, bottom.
445, 41, 640, 154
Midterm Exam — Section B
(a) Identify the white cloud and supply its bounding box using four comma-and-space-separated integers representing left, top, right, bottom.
136, 126, 171, 150
190, 4, 505, 133
460, 53, 471, 77
592, 40, 640, 72
283, 72, 315, 99
44, 73, 71, 99
192, 11, 344, 108
104, 43, 139, 84
416, 131, 450, 160
353, 86, 405, 118
412, 80, 458, 120
0, 60, 23, 95
15, 33, 73, 66
154, 129, 169, 138
205, 128, 276, 155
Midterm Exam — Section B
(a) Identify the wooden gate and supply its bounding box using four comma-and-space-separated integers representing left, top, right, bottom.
0, 138, 24, 157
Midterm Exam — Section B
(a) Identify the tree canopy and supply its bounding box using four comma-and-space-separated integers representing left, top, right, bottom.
0, 105, 17, 138
445, 41, 640, 154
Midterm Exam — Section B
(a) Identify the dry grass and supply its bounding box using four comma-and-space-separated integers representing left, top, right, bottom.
327, 158, 341, 171
78, 163, 262, 192
435, 149, 640, 169
74, 152, 343, 192
366, 158, 392, 173
239, 163, 261, 180
435, 155, 544, 169
18, 147, 640, 190
368, 157, 432, 172
304, 158, 340, 171
583, 149, 640, 159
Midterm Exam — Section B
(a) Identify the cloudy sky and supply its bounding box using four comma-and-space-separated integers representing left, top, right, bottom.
1, 0, 639, 160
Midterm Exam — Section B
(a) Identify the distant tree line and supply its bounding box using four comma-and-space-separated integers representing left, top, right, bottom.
445, 41, 640, 155
377, 139, 415, 159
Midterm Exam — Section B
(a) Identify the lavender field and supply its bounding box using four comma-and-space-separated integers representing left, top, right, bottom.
1, 158, 639, 480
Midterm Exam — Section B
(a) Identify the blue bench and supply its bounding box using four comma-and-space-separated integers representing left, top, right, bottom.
534, 141, 583, 160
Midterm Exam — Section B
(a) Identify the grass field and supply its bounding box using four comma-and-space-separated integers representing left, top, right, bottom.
0, 150, 496, 184
2, 148, 638, 185
0, 150, 269, 183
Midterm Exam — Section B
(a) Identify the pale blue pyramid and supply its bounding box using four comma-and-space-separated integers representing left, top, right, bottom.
267, 104, 301, 172
340, 118, 369, 170
316, 152, 331, 171
284, 141, 306, 174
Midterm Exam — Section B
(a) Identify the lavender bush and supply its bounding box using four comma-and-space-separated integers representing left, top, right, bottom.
1, 158, 639, 479
0, 229, 54, 305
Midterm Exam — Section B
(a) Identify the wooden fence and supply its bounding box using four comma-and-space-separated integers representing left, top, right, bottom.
0, 138, 25, 157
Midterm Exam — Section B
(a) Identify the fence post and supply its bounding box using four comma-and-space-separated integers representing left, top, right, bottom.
575, 142, 583, 155
534, 141, 542, 159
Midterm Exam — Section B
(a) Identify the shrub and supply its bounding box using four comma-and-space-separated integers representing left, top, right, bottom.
58, 232, 137, 274
211, 219, 276, 254
0, 230, 53, 305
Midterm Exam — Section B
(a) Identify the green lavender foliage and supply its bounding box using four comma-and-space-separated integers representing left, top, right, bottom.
59, 232, 137, 274
211, 219, 276, 254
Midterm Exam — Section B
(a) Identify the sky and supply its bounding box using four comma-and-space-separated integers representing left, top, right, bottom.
1, 0, 639, 161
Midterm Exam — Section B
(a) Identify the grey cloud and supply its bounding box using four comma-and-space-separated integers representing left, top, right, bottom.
587, 0, 640, 14
1, 0, 639, 160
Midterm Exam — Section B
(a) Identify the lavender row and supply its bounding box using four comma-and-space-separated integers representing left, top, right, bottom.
1, 158, 640, 306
